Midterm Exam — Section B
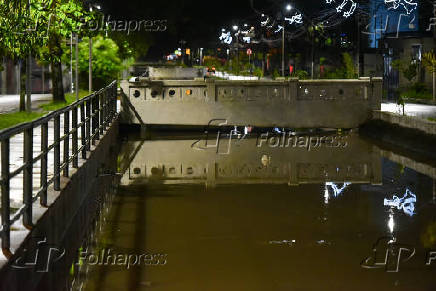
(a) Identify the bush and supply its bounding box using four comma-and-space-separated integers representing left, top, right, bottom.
253, 67, 263, 78
400, 82, 432, 100
322, 52, 357, 79
272, 69, 280, 79
63, 36, 126, 90
291, 70, 309, 79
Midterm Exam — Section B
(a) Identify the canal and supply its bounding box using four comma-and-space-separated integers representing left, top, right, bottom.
71, 129, 436, 291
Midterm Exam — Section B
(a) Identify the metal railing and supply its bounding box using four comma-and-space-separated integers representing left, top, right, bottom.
0, 81, 117, 258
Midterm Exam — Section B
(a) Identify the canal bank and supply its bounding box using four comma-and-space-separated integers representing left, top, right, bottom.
360, 111, 436, 161
0, 119, 120, 291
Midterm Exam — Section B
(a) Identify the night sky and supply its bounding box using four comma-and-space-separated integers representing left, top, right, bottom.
101, 0, 324, 59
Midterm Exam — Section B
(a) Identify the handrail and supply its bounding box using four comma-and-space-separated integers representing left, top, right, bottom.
0, 81, 118, 258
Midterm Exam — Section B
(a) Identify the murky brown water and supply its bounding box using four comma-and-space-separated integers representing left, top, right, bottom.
74, 131, 436, 291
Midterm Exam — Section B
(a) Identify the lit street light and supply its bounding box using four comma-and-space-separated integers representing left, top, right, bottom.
282, 4, 292, 77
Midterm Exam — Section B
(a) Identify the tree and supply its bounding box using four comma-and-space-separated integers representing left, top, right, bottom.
422, 52, 436, 102
74, 36, 124, 89
0, 0, 45, 111
35, 0, 94, 102
391, 59, 418, 85
0, 0, 94, 106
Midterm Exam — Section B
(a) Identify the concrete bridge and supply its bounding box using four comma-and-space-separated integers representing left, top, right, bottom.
120, 77, 382, 129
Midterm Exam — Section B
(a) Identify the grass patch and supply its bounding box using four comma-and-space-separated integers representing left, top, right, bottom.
401, 89, 433, 100
0, 111, 45, 130
0, 90, 91, 130
428, 117, 436, 122
400, 83, 433, 100
40, 90, 90, 111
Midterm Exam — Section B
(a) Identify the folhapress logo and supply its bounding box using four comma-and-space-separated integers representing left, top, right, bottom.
11, 237, 65, 273
361, 237, 436, 272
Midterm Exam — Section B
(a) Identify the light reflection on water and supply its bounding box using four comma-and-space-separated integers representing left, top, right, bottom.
76, 132, 436, 291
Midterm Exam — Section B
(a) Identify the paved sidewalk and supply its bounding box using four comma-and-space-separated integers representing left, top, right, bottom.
0, 94, 52, 114
381, 102, 436, 119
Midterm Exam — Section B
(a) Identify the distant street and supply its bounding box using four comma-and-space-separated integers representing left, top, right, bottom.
381, 102, 436, 119
0, 94, 52, 114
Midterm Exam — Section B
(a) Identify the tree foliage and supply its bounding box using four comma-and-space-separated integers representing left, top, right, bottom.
392, 58, 418, 83
75, 36, 125, 89
422, 52, 436, 73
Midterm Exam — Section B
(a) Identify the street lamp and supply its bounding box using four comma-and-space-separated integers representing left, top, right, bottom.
89, 3, 101, 93
233, 25, 241, 74
200, 48, 203, 66
282, 4, 292, 77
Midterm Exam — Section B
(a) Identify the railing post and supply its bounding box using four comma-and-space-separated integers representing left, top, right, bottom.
1, 138, 12, 258
40, 122, 48, 207
95, 94, 100, 141
99, 92, 104, 134
86, 99, 91, 151
80, 102, 86, 159
23, 127, 33, 229
63, 112, 70, 177
72, 106, 78, 168
114, 83, 117, 116
91, 96, 96, 146
54, 115, 61, 191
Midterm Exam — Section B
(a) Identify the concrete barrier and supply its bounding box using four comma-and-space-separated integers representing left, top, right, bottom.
0, 120, 119, 291
120, 77, 382, 129
148, 67, 205, 80
373, 110, 436, 136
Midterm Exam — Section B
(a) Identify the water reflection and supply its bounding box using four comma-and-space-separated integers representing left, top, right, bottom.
324, 182, 352, 204
78, 132, 436, 291
120, 133, 382, 187
384, 189, 417, 217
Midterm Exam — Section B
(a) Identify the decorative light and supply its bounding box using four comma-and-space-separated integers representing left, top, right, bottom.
286, 4, 292, 11
261, 16, 270, 27
326, 0, 358, 18
274, 25, 283, 33
285, 13, 303, 24
232, 25, 238, 31
219, 30, 233, 44
384, 0, 417, 14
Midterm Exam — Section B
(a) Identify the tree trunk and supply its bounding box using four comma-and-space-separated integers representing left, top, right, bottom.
51, 60, 65, 102
433, 71, 436, 102
48, 33, 65, 102
19, 60, 26, 112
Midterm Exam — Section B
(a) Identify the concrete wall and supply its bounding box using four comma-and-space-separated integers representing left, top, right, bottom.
0, 120, 119, 291
148, 67, 205, 80
372, 110, 436, 135
120, 77, 382, 129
